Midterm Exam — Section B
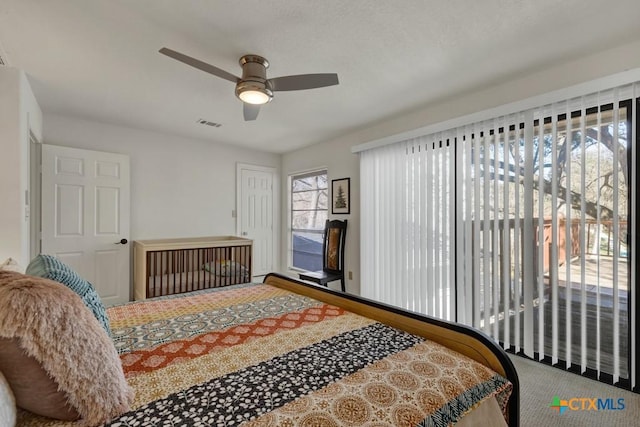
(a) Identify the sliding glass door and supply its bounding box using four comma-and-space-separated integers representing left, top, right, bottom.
361, 85, 637, 389
361, 138, 455, 320
459, 98, 632, 384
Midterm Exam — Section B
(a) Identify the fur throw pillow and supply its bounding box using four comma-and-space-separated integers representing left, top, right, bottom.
0, 271, 133, 425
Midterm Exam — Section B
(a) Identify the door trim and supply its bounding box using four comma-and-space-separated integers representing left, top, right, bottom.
236, 163, 279, 276
29, 132, 42, 260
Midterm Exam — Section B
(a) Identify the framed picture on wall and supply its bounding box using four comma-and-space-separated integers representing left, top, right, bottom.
331, 178, 350, 214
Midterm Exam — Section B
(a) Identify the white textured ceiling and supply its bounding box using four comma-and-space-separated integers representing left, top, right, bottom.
1, 1, 640, 153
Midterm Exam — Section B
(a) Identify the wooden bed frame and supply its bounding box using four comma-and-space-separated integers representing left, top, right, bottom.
263, 273, 520, 426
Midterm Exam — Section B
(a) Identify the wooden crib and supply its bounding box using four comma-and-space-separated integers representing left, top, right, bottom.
133, 236, 253, 300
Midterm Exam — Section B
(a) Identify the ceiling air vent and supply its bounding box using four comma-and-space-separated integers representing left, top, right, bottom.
197, 119, 222, 128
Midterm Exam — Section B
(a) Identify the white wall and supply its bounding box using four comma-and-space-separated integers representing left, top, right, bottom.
44, 113, 281, 258
282, 38, 640, 296
0, 68, 42, 266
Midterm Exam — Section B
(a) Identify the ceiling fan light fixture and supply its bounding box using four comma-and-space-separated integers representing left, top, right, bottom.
236, 81, 273, 105
238, 88, 271, 104
159, 48, 339, 121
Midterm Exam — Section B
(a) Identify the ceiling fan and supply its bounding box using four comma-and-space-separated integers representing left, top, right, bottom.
159, 47, 339, 121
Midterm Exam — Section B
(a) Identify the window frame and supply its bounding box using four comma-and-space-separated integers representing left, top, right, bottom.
288, 169, 328, 272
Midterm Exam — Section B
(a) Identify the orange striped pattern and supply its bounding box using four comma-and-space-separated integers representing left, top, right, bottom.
124, 313, 376, 408
121, 304, 345, 377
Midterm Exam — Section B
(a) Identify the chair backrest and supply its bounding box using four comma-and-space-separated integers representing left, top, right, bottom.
322, 219, 347, 274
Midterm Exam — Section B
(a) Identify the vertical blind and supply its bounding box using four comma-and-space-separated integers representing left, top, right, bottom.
360, 135, 455, 320
361, 82, 638, 388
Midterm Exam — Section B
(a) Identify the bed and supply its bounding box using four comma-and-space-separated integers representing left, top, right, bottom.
16, 273, 519, 426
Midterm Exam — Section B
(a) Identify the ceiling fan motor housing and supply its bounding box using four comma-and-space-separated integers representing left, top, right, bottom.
235, 55, 273, 102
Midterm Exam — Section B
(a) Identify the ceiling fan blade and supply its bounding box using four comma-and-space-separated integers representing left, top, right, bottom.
268, 73, 339, 91
159, 47, 240, 84
243, 103, 260, 121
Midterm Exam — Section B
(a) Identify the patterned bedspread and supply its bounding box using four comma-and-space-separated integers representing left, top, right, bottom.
24, 283, 513, 426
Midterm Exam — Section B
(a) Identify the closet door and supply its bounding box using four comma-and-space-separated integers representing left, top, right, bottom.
237, 164, 277, 277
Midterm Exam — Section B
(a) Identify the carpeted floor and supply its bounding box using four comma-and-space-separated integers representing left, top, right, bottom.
510, 354, 640, 426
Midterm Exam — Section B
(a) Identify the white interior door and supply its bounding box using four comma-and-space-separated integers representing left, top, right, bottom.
237, 164, 276, 277
41, 144, 130, 306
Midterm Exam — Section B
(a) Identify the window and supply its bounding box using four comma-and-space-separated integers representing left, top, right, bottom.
290, 170, 328, 271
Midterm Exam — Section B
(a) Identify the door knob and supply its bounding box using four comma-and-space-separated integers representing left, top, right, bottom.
115, 238, 128, 245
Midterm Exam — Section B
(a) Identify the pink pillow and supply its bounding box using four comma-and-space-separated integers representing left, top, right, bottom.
0, 271, 133, 424
0, 338, 79, 420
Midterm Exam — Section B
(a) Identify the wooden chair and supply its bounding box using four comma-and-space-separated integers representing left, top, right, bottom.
299, 219, 347, 291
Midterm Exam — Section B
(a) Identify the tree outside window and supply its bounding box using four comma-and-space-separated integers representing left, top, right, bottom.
290, 170, 328, 271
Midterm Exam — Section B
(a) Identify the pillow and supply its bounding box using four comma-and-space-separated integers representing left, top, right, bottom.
203, 259, 249, 278
0, 271, 132, 424
0, 258, 23, 273
0, 338, 78, 421
0, 369, 16, 427
26, 254, 111, 335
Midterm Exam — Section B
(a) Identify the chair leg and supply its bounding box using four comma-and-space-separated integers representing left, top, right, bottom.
340, 277, 345, 292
